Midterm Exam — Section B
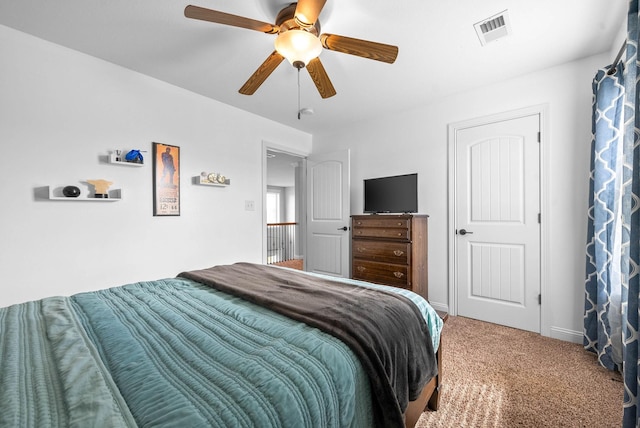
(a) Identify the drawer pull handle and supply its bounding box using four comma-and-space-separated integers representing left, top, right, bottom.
357, 266, 366, 272
393, 272, 404, 278
357, 247, 366, 253
393, 250, 404, 256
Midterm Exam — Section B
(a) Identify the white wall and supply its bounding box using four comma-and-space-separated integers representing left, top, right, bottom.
285, 187, 296, 222
313, 52, 612, 342
0, 25, 311, 308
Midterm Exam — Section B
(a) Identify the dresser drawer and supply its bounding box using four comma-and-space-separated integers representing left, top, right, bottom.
352, 217, 411, 229
352, 260, 410, 288
352, 241, 411, 264
352, 227, 410, 240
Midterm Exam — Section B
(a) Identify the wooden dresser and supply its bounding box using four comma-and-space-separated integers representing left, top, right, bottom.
351, 214, 428, 300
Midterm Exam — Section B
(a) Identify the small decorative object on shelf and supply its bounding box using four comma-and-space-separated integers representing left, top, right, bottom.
87, 179, 113, 198
109, 149, 145, 166
125, 149, 144, 164
195, 171, 230, 186
62, 185, 81, 198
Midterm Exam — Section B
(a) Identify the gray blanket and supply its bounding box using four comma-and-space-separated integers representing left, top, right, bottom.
179, 263, 437, 427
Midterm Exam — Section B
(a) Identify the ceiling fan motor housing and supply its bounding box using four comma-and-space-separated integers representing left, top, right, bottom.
276, 3, 320, 36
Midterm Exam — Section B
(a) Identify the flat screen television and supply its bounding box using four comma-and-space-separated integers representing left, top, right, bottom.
364, 173, 418, 214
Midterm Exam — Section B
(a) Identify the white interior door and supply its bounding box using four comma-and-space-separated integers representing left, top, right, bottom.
306, 149, 351, 277
455, 114, 541, 332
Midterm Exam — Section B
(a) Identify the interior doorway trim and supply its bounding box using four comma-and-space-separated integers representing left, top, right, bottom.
446, 104, 550, 337
262, 140, 310, 265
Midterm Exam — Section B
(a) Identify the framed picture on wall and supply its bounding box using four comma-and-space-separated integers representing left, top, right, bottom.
152, 142, 180, 216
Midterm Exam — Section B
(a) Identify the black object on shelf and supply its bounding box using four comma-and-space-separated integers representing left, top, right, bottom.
62, 186, 81, 197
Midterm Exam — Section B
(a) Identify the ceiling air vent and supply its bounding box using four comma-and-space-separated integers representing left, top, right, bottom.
474, 10, 512, 46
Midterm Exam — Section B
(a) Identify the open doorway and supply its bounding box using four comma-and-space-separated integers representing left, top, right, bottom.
265, 149, 306, 270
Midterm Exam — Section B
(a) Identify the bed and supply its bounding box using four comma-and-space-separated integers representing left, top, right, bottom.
0, 262, 444, 428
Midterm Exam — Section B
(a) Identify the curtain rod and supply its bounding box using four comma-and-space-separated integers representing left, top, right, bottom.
607, 40, 627, 75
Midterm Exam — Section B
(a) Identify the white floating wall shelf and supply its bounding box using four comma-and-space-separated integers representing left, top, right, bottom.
193, 175, 230, 187
109, 153, 144, 167
46, 186, 122, 201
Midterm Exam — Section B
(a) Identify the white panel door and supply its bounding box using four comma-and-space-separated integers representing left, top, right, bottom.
306, 150, 351, 277
456, 114, 540, 332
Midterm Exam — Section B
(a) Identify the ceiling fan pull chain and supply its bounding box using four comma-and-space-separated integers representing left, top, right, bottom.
297, 67, 301, 120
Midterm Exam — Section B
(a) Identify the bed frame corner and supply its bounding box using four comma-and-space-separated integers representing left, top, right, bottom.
404, 311, 447, 428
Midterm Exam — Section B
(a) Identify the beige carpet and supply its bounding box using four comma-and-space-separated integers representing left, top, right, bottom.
417, 316, 623, 427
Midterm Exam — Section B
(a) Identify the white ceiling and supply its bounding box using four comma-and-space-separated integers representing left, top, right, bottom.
0, 1, 626, 136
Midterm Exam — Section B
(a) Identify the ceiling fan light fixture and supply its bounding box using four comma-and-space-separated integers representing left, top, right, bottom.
274, 29, 322, 68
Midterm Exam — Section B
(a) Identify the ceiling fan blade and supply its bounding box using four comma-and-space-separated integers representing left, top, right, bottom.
239, 51, 285, 95
320, 34, 398, 64
294, 0, 327, 26
306, 57, 336, 99
184, 5, 278, 34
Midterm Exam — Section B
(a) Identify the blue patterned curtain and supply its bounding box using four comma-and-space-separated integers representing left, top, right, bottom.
622, 2, 640, 425
584, 63, 625, 371
585, 1, 640, 426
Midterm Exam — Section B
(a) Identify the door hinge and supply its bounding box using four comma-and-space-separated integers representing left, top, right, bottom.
537, 132, 541, 143
538, 213, 541, 224
538, 294, 542, 305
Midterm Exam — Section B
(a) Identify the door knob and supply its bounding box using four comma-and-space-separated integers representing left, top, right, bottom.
337, 226, 348, 231
458, 229, 474, 235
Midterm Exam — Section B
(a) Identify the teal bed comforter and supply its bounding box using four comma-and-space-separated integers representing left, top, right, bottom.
0, 270, 441, 428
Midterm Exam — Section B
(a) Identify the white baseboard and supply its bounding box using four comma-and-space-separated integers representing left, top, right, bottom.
428, 302, 449, 313
549, 326, 583, 344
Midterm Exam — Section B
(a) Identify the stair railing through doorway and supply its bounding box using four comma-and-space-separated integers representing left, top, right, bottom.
266, 222, 298, 264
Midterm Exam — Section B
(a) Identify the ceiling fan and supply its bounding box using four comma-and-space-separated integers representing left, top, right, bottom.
184, 0, 399, 99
